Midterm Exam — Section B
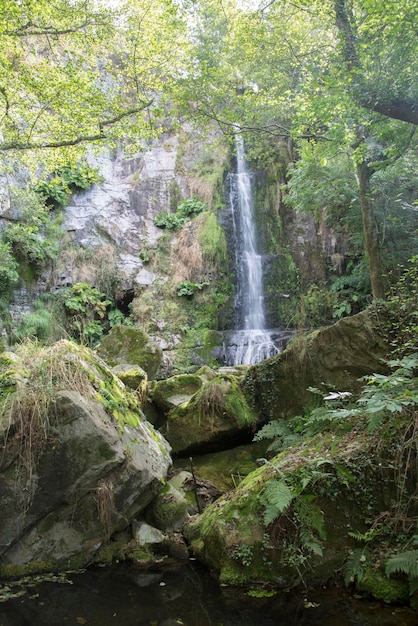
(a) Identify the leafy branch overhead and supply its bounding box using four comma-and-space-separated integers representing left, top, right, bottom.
0, 0, 187, 156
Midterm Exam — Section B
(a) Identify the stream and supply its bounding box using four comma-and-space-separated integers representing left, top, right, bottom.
1, 561, 416, 626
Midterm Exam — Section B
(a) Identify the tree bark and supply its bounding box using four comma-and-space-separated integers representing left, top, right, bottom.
356, 159, 385, 300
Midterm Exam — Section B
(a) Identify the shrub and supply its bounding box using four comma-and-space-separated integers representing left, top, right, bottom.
154, 197, 206, 231
35, 162, 100, 209
0, 242, 19, 292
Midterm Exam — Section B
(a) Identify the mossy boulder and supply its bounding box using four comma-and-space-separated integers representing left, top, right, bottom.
96, 325, 163, 380
174, 440, 270, 492
160, 375, 258, 455
152, 373, 204, 414
145, 481, 191, 532
243, 308, 389, 420
183, 418, 415, 595
0, 340, 171, 577
112, 363, 148, 408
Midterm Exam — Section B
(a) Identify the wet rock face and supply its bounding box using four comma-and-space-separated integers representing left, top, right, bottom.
0, 341, 171, 576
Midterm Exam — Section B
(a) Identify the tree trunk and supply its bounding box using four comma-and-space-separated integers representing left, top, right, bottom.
356, 159, 385, 299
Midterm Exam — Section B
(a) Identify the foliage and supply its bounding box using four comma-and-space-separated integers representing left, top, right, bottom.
385, 537, 418, 594
2, 223, 59, 269
0, 0, 189, 163
0, 242, 19, 293
35, 163, 100, 209
259, 459, 334, 569
154, 197, 207, 231
176, 280, 209, 298
283, 151, 357, 221
329, 260, 371, 320
13, 307, 54, 344
384, 256, 418, 356
343, 548, 370, 587
108, 308, 132, 328
0, 184, 63, 284
58, 283, 111, 346
329, 354, 418, 432
253, 420, 300, 454
293, 284, 337, 328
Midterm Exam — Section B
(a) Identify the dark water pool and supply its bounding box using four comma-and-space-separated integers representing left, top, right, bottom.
0, 561, 416, 626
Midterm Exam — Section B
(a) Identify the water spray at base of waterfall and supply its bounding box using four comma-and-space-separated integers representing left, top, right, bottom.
221, 329, 294, 367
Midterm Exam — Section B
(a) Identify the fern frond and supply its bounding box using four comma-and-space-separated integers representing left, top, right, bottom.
385, 550, 418, 579
299, 529, 323, 556
254, 420, 300, 453
343, 549, 369, 587
262, 479, 294, 526
296, 498, 326, 540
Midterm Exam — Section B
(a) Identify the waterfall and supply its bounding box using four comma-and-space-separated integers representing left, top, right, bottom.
222, 135, 288, 366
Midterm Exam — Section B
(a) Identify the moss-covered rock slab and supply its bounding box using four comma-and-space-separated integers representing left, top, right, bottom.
243, 308, 388, 420
183, 420, 415, 594
96, 325, 163, 380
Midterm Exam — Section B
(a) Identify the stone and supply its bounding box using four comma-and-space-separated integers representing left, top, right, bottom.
0, 340, 171, 576
159, 375, 258, 456
96, 325, 163, 380
132, 520, 167, 547
243, 308, 389, 420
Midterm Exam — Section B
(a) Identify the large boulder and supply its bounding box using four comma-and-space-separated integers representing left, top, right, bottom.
184, 417, 414, 601
96, 325, 163, 380
243, 308, 389, 420
159, 374, 258, 456
0, 340, 171, 576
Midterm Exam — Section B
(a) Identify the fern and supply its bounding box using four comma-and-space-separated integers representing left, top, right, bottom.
253, 420, 300, 453
14, 310, 53, 342
296, 497, 326, 541
261, 479, 294, 525
343, 548, 369, 587
385, 550, 418, 579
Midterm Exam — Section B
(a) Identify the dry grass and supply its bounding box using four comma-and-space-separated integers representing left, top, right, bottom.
172, 222, 204, 283
1, 340, 95, 507
195, 379, 227, 430
94, 477, 115, 533
51, 243, 120, 297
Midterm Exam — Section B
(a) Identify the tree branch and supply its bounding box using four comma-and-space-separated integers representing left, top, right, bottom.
334, 0, 418, 125
0, 102, 154, 152
3, 20, 105, 38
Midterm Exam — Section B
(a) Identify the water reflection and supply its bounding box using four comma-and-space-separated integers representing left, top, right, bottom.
0, 561, 416, 626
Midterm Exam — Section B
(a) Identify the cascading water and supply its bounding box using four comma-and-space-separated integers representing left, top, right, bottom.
222, 135, 288, 366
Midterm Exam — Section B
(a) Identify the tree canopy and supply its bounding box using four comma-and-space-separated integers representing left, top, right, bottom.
0, 0, 417, 299
0, 0, 187, 158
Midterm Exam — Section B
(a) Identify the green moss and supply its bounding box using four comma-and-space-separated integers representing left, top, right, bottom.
98, 443, 116, 460
175, 440, 269, 491
358, 567, 410, 604
152, 374, 203, 412
198, 211, 228, 266
96, 325, 162, 379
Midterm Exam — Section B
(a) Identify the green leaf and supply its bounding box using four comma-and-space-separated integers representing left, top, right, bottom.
262, 479, 294, 526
